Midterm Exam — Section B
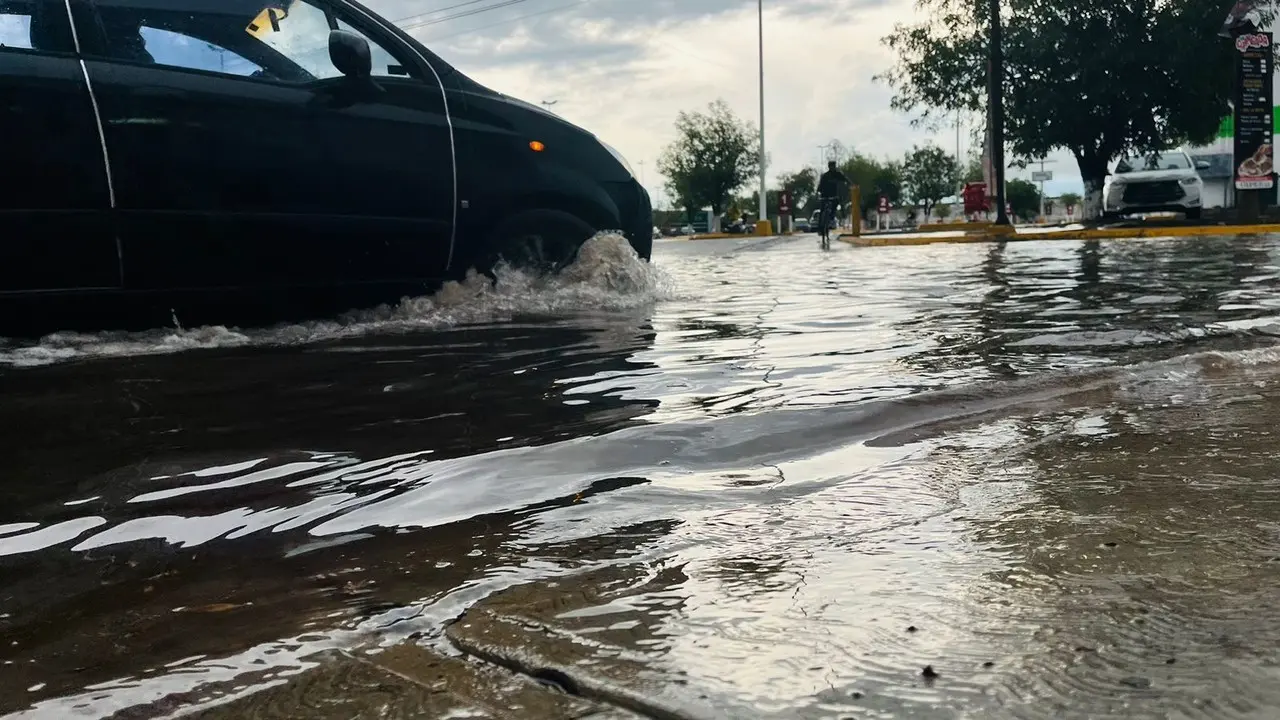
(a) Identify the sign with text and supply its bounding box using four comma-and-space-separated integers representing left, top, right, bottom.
779, 191, 792, 214
1031, 170, 1053, 182
878, 196, 890, 214
1234, 31, 1274, 190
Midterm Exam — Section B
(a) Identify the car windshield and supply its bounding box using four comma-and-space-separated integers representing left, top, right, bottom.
1114, 152, 1192, 173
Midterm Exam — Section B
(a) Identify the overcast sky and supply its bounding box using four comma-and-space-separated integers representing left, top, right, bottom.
363, 0, 1087, 204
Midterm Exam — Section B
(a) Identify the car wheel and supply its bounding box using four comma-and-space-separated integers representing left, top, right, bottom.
483, 209, 595, 277
1185, 208, 1202, 221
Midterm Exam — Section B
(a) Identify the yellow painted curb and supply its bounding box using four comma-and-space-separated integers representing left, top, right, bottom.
840, 223, 1280, 247
924, 222, 995, 232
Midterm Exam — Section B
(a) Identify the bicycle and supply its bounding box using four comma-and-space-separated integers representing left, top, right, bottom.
817, 197, 838, 250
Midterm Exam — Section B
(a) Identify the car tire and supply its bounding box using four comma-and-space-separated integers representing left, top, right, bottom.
483, 209, 596, 277
1185, 208, 1201, 221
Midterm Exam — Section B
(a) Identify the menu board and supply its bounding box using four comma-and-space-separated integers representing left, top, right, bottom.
1234, 31, 1274, 190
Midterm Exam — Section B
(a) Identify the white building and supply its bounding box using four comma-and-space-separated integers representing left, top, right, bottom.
1187, 124, 1252, 209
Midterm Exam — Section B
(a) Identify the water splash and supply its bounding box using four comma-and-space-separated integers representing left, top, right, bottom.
0, 233, 673, 368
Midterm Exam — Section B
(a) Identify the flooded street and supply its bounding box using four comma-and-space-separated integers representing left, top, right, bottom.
6, 233, 1280, 718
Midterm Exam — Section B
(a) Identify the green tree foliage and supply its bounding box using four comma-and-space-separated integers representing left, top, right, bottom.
840, 152, 904, 216
935, 203, 953, 220
658, 100, 759, 222
879, 0, 1252, 219
963, 153, 984, 183
1059, 191, 1083, 211
901, 145, 960, 218
777, 168, 818, 213
1006, 178, 1042, 221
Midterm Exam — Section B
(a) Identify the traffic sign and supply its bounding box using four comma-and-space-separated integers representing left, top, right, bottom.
1031, 170, 1053, 182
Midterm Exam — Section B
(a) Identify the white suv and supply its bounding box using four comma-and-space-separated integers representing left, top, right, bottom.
1103, 148, 1209, 220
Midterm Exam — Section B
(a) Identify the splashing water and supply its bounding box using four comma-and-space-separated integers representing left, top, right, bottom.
0, 233, 674, 368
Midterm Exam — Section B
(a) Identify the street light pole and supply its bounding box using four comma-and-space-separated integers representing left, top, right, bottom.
989, 0, 1009, 225
757, 0, 767, 232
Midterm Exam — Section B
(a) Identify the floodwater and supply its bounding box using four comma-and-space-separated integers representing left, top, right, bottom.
5, 233, 1280, 718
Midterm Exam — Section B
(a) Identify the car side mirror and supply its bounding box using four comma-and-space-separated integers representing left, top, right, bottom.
1195, 160, 1211, 170
329, 29, 372, 79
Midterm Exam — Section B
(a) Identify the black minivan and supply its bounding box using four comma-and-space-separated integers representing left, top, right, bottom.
0, 0, 652, 337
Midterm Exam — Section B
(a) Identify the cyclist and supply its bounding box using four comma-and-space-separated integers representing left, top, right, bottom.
816, 161, 848, 247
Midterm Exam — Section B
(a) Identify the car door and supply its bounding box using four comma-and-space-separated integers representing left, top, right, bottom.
0, 0, 120, 293
77, 0, 454, 291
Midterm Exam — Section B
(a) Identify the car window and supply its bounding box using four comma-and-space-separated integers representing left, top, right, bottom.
1114, 152, 1191, 173
1, 0, 74, 53
138, 26, 263, 76
0, 10, 32, 50
91, 0, 414, 83
250, 1, 411, 79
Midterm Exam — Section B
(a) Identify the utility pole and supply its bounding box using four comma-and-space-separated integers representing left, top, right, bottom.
1032, 157, 1057, 220
989, 0, 1009, 225
757, 0, 767, 232
817, 142, 836, 169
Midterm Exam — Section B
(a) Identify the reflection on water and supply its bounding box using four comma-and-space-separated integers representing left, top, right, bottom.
6, 234, 1280, 717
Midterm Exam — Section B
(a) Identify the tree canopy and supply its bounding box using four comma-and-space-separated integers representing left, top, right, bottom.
1006, 178, 1042, 221
840, 152, 904, 216
901, 145, 960, 218
777, 168, 818, 213
658, 100, 759, 222
880, 0, 1251, 218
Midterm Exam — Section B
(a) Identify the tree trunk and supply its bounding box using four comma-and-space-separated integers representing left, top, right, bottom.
1074, 151, 1110, 222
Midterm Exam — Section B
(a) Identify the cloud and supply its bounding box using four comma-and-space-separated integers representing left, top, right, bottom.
362, 0, 1087, 202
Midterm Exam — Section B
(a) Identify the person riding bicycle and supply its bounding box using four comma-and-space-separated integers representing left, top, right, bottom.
816, 161, 848, 233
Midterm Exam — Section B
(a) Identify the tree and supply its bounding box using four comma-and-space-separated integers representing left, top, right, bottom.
963, 154, 984, 184
658, 100, 759, 224
840, 152, 904, 216
879, 0, 1259, 220
1059, 192, 1083, 213
777, 168, 817, 213
935, 203, 952, 221
1006, 179, 1041, 221
901, 145, 959, 219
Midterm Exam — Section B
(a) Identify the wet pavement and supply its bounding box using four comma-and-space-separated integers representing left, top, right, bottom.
5, 233, 1280, 718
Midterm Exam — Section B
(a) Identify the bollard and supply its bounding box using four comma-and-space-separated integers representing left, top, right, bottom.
849, 185, 862, 237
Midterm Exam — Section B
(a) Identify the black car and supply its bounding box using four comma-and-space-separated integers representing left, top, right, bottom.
0, 0, 652, 337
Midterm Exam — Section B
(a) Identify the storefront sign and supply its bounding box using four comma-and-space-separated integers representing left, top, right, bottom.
1234, 31, 1274, 190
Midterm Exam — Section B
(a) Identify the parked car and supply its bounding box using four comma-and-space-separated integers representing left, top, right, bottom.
794, 218, 811, 232
0, 0, 652, 337
808, 209, 838, 232
1103, 148, 1209, 220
